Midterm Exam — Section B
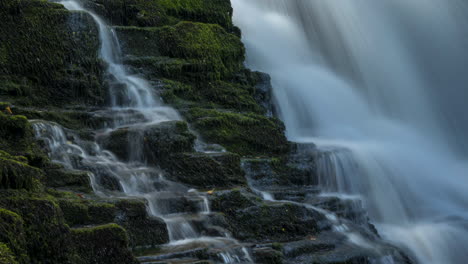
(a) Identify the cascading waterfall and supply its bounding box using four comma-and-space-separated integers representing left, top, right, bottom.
233, 0, 468, 263
32, 0, 252, 262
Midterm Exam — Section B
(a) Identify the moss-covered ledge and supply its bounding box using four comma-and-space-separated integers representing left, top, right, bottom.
116, 21, 245, 81
84, 0, 237, 32
186, 108, 289, 156
71, 223, 138, 264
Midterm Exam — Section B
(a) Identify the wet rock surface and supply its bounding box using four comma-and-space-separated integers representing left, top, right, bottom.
164, 152, 246, 189
99, 121, 196, 164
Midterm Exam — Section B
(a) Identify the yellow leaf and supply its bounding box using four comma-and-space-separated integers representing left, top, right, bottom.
207, 189, 215, 195
5, 106, 12, 114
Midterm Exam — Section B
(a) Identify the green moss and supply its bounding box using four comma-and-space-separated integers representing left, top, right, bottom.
43, 168, 92, 193
186, 108, 289, 156
0, 243, 18, 264
58, 199, 91, 226
0, 0, 104, 107
101, 120, 196, 164
161, 79, 263, 113
0, 190, 72, 263
0, 209, 28, 264
88, 0, 235, 31
156, 22, 244, 80
0, 113, 35, 155
117, 22, 244, 80
71, 224, 138, 264
15, 107, 109, 132
0, 157, 42, 191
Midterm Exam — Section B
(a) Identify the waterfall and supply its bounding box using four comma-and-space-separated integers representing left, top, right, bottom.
32, 0, 252, 262
233, 0, 468, 263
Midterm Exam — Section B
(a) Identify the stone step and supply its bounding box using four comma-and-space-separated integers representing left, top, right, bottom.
138, 237, 250, 264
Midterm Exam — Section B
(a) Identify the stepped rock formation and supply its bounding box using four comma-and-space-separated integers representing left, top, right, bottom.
0, 0, 412, 263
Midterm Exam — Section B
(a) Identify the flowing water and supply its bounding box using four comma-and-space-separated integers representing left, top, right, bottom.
33, 0, 252, 262
232, 0, 468, 263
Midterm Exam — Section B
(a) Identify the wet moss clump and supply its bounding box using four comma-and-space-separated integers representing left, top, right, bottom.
187, 108, 289, 156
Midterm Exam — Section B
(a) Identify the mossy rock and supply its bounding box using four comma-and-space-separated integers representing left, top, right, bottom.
0, 113, 35, 156
186, 108, 289, 156
57, 198, 117, 227
0, 243, 18, 264
114, 199, 169, 248
0, 209, 28, 264
117, 22, 244, 80
226, 202, 330, 243
100, 121, 196, 164
43, 167, 92, 193
0, 155, 42, 191
71, 223, 138, 264
0, 0, 105, 107
85, 0, 235, 31
242, 156, 318, 188
211, 189, 331, 243
210, 189, 257, 215
164, 152, 247, 189
55, 193, 169, 248
0, 190, 72, 263
0, 112, 48, 168
160, 79, 263, 113
13, 107, 110, 132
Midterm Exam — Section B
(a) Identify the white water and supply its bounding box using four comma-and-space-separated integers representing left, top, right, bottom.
35, 1, 252, 262
233, 0, 468, 263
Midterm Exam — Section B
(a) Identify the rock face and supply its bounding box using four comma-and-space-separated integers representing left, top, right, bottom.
0, 0, 413, 263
